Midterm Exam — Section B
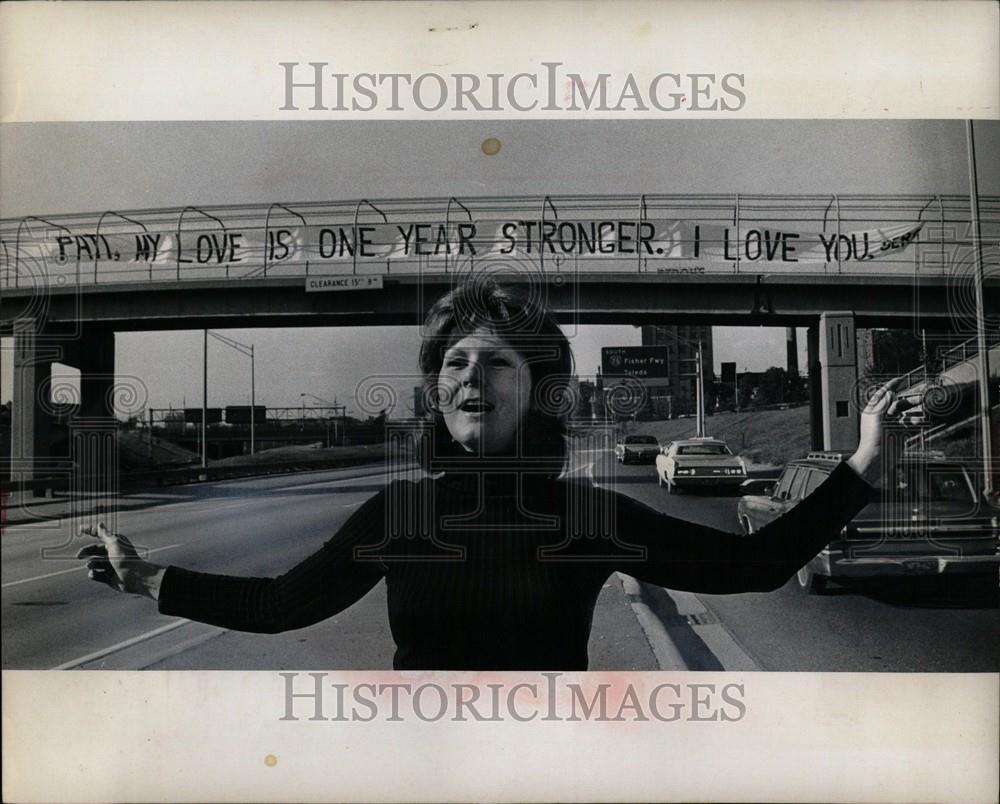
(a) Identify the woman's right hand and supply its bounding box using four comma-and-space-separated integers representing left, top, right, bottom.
77, 522, 165, 600
846, 376, 913, 486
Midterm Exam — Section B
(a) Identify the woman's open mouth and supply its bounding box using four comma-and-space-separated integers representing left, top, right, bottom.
458, 398, 495, 414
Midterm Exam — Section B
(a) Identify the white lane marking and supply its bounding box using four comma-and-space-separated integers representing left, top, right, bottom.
342, 501, 363, 508
562, 462, 595, 480
52, 619, 191, 670
135, 627, 226, 670
1, 544, 183, 589
2, 519, 70, 532
279, 473, 407, 492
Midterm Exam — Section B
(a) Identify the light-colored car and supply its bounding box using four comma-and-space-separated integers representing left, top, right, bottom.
737, 451, 1000, 594
614, 434, 661, 464
655, 437, 747, 493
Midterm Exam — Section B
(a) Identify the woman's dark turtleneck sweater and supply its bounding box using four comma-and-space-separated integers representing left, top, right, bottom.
158, 462, 871, 670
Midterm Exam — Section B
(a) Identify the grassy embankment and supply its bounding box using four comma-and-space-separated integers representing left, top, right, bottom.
119, 409, 814, 473
117, 432, 390, 472
616, 406, 812, 466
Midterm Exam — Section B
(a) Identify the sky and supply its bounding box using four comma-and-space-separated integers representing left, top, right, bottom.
2, 120, 998, 412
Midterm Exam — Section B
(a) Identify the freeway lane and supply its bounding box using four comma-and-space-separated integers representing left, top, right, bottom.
604, 455, 1000, 672
2, 466, 402, 669
1, 464, 658, 671
4, 458, 997, 671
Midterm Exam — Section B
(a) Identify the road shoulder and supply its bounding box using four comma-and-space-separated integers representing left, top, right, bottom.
626, 577, 761, 671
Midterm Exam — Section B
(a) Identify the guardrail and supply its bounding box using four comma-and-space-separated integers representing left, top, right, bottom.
893, 332, 1000, 402
0, 451, 401, 498
3, 193, 997, 288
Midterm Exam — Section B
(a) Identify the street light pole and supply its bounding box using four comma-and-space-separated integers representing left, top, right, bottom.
207, 331, 257, 455
250, 344, 255, 455
966, 120, 994, 497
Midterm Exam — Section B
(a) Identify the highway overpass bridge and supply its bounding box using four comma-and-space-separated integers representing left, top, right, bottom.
3, 193, 997, 485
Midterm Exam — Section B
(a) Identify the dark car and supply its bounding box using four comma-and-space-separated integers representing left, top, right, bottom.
737, 451, 1000, 593
614, 435, 661, 464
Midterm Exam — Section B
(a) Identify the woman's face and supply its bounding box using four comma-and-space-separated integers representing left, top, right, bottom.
437, 330, 533, 454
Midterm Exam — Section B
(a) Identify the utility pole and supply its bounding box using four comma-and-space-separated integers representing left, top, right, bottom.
201, 329, 208, 470
249, 344, 255, 455
300, 393, 346, 445
966, 120, 994, 497
207, 330, 256, 456
653, 328, 708, 435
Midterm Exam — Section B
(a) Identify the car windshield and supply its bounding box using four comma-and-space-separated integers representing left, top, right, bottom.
626, 436, 658, 444
888, 465, 974, 503
677, 444, 729, 455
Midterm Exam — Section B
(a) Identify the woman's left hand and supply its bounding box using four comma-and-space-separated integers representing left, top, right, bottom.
846, 377, 914, 485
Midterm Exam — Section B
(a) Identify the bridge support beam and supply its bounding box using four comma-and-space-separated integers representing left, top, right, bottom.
818, 312, 860, 452
9, 318, 57, 486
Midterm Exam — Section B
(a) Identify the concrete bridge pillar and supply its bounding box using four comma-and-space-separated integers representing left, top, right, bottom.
72, 325, 116, 420
807, 325, 823, 450
9, 318, 58, 484
818, 312, 860, 452
66, 326, 118, 501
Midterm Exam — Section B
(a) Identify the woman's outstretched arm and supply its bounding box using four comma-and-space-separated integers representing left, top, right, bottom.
605, 378, 904, 594
608, 459, 871, 593
78, 484, 392, 633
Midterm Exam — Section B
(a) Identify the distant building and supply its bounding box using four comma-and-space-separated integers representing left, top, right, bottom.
640, 325, 714, 416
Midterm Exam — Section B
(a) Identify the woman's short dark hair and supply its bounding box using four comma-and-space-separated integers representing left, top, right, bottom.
417, 278, 574, 474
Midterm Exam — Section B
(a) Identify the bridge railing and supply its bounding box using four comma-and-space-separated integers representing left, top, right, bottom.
886, 331, 1000, 412
937, 331, 1000, 371
2, 194, 998, 289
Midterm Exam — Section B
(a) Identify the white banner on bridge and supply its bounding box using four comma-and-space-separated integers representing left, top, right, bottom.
13, 218, 927, 276
693, 221, 925, 264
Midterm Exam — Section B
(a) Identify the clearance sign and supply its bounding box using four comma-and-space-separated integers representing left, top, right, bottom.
30, 219, 924, 273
